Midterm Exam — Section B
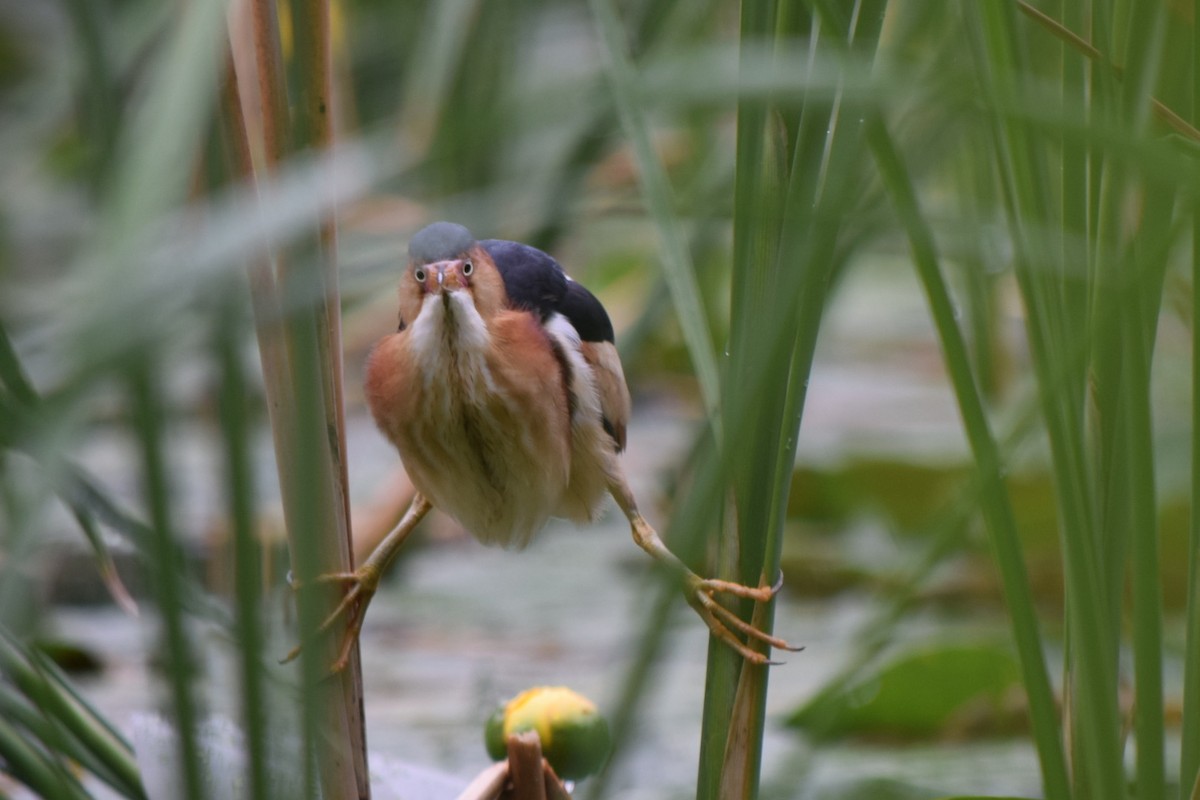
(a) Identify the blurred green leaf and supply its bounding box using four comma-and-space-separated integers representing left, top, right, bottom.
788, 641, 1022, 742
0, 628, 145, 798
802, 777, 951, 800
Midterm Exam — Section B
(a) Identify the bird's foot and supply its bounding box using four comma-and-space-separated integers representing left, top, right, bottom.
683, 573, 801, 665
282, 565, 382, 675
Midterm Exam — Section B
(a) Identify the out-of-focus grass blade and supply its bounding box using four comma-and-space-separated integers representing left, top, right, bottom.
69, 508, 138, 617
587, 0, 721, 421
0, 629, 145, 798
0, 325, 37, 407
101, 0, 228, 247
41, 137, 397, 388
52, 461, 230, 628
636, 42, 874, 107
0, 714, 92, 800
0, 686, 138, 798
401, 0, 480, 136
1185, 0, 1200, 786
214, 294, 273, 800
128, 363, 206, 800
58, 0, 121, 195
2, 323, 138, 615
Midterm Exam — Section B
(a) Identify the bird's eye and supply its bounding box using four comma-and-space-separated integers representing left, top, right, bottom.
462, 260, 473, 276
414, 268, 427, 283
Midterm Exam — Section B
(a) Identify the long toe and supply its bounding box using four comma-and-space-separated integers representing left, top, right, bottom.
703, 595, 802, 652
688, 591, 778, 666
695, 576, 782, 604
283, 565, 382, 674
684, 576, 801, 663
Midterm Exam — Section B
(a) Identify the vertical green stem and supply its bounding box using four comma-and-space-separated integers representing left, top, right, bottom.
281, 265, 357, 800
216, 296, 271, 800
1182, 0, 1200, 786
1123, 285, 1165, 800
699, 0, 779, 794
267, 1, 369, 795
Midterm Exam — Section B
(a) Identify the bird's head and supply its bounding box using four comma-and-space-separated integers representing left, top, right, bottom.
397, 222, 506, 328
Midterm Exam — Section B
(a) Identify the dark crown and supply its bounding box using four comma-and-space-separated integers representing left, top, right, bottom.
408, 222, 476, 264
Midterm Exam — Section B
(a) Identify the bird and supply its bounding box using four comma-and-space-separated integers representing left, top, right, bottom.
303, 221, 794, 672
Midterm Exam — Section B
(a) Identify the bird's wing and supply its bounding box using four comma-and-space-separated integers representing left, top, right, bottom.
479, 239, 568, 323
481, 239, 630, 451
563, 281, 630, 451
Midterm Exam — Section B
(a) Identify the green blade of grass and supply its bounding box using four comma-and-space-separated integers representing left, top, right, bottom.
1123, 277, 1166, 800
963, 4, 1125, 795
696, 0, 782, 791
58, 0, 120, 194
865, 113, 1071, 800
706, 4, 890, 796
102, 0, 229, 253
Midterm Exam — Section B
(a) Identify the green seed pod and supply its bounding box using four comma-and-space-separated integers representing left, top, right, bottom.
483, 686, 611, 780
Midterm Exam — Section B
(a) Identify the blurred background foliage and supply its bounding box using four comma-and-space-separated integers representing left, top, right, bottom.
1, 0, 1199, 798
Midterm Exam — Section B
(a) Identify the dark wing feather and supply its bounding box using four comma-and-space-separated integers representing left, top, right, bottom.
480, 239, 615, 343
480, 239, 567, 323
480, 239, 628, 450
557, 281, 615, 343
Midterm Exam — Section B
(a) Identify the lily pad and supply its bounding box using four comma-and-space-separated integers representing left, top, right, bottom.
788, 641, 1023, 742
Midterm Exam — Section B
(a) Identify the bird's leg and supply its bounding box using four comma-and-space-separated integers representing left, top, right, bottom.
605, 469, 799, 665
284, 492, 432, 673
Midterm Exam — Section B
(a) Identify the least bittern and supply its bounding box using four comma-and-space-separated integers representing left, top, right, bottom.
303, 222, 794, 672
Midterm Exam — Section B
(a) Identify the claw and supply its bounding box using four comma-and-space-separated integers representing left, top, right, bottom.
704, 594, 798, 651
282, 565, 381, 675
608, 472, 799, 666
684, 573, 801, 664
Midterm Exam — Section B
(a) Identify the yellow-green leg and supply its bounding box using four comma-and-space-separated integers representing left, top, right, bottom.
605, 469, 798, 665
